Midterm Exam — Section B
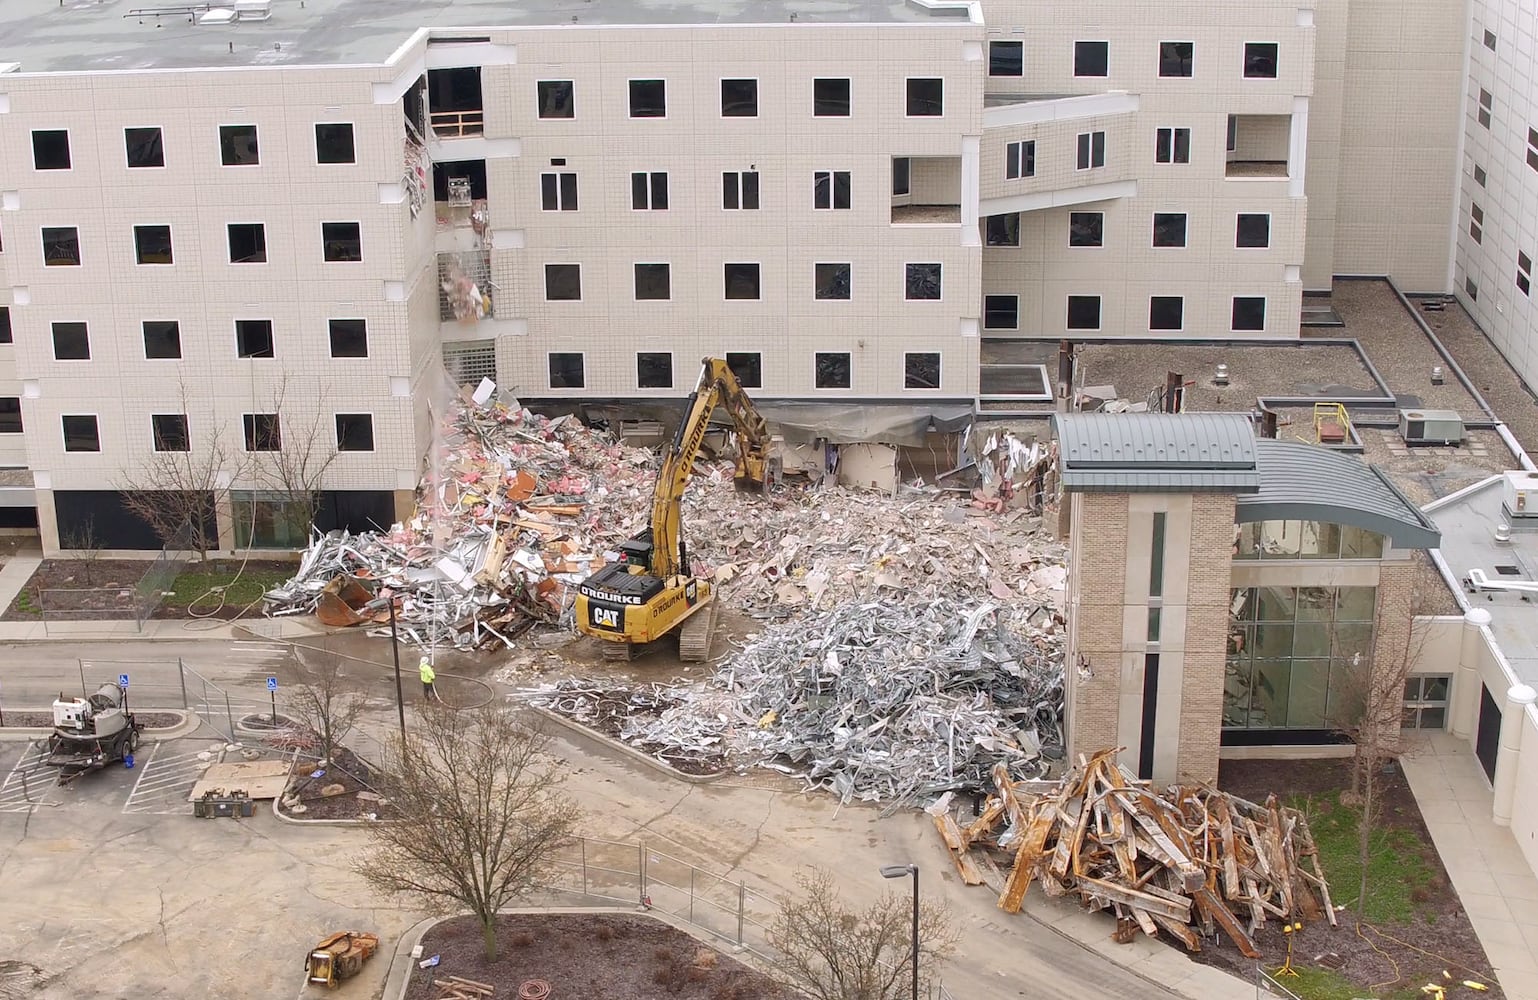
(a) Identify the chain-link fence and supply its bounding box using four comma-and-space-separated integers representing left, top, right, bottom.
35, 524, 191, 635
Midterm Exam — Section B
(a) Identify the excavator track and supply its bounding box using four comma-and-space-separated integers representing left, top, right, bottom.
677, 600, 719, 662
601, 641, 637, 662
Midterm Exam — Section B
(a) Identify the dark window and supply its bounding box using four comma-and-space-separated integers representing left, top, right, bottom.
125, 127, 165, 168
989, 41, 1023, 77
52, 322, 90, 361
328, 319, 368, 358
1518, 270, 1531, 297
905, 263, 942, 301
537, 81, 575, 119
42, 227, 81, 266
227, 223, 267, 263
1159, 41, 1194, 77
1243, 42, 1278, 79
243, 413, 281, 451
152, 413, 190, 452
0, 398, 20, 435
1006, 140, 1035, 179
721, 78, 758, 117
892, 157, 911, 196
722, 171, 760, 210
724, 262, 761, 300
1518, 252, 1532, 297
905, 352, 941, 390
0, 307, 10, 345
1470, 201, 1484, 243
1227, 113, 1238, 151
1076, 130, 1106, 169
1466, 276, 1479, 300
815, 262, 851, 300
142, 320, 182, 359
1149, 295, 1184, 331
335, 413, 374, 452
134, 224, 173, 265
1069, 212, 1104, 248
984, 295, 1019, 330
814, 78, 851, 116
220, 124, 259, 165
1067, 295, 1101, 330
236, 319, 275, 359
726, 353, 762, 389
322, 221, 362, 262
637, 352, 673, 389
541, 171, 579, 211
548, 353, 585, 389
814, 170, 852, 210
314, 123, 356, 164
1477, 88, 1492, 129
1156, 127, 1191, 163
906, 78, 944, 117
634, 263, 671, 300
986, 213, 1020, 247
1474, 164, 1487, 187
62, 415, 100, 453
631, 171, 669, 210
1484, 29, 1497, 50
545, 263, 582, 301
1074, 41, 1109, 77
629, 79, 666, 118
815, 352, 852, 389
1152, 212, 1188, 248
32, 130, 71, 170
1236, 213, 1271, 248
1232, 296, 1267, 331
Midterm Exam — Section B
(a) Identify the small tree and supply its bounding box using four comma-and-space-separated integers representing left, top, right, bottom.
769, 868, 957, 1000
289, 651, 365, 764
60, 514, 105, 586
355, 706, 581, 960
251, 372, 338, 537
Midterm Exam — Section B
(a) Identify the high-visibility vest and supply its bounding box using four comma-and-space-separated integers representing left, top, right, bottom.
419, 659, 435, 684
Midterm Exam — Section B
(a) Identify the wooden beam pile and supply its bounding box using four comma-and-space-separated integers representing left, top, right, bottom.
933, 749, 1335, 957
433, 977, 494, 1000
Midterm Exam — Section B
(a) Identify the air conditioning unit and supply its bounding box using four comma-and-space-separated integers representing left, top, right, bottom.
1397, 408, 1464, 446
1502, 471, 1538, 520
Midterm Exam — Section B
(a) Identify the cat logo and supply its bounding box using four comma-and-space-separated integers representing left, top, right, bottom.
684, 580, 699, 605
591, 606, 621, 630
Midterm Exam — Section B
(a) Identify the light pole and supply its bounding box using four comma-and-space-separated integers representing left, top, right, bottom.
880, 863, 919, 1000
385, 590, 407, 746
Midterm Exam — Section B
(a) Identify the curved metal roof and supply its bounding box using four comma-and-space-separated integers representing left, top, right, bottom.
1053, 412, 1260, 492
1239, 439, 1441, 549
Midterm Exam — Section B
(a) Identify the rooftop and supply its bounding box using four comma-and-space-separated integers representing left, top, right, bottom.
1053, 411, 1262, 492
0, 0, 956, 75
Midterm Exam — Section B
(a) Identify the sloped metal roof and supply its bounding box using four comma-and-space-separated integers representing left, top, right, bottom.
1052, 412, 1261, 492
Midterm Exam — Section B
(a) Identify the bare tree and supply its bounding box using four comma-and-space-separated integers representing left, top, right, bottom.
60, 514, 105, 586
250, 372, 338, 536
768, 868, 957, 1000
289, 650, 365, 765
355, 706, 581, 961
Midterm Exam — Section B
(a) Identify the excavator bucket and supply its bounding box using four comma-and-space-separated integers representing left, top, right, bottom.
315, 575, 372, 627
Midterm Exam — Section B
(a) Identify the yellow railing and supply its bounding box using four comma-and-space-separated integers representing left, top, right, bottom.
1313, 402, 1351, 444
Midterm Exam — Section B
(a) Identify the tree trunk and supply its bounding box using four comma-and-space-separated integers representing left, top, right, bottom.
481, 913, 498, 961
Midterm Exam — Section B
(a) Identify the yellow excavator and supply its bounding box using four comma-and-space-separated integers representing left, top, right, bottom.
575, 357, 770, 660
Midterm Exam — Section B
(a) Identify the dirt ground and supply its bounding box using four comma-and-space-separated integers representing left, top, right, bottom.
2, 559, 150, 619
406, 913, 785, 1000
278, 743, 393, 821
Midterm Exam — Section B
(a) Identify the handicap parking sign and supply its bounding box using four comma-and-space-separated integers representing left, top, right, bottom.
118, 673, 130, 689
266, 676, 278, 692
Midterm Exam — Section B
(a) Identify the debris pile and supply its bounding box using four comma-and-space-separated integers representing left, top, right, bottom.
933, 750, 1334, 957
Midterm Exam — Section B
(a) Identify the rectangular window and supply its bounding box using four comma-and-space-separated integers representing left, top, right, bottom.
631, 171, 669, 210
1232, 296, 1267, 331
142, 320, 182, 359
1517, 252, 1532, 297
1159, 41, 1194, 77
1076, 131, 1106, 169
1227, 114, 1237, 152
905, 352, 941, 390
1474, 163, 1487, 187
815, 262, 852, 301
1006, 140, 1036, 179
1147, 608, 1161, 643
892, 157, 911, 196
813, 170, 852, 210
1149, 511, 1167, 597
634, 262, 671, 300
726, 353, 762, 389
1152, 212, 1188, 248
52, 322, 90, 361
1074, 40, 1109, 77
984, 294, 1019, 330
636, 352, 673, 389
42, 227, 81, 266
986, 213, 1020, 247
152, 413, 190, 452
813, 78, 851, 117
544, 263, 582, 301
1149, 295, 1184, 331
1069, 212, 1104, 248
722, 171, 760, 210
1236, 213, 1271, 248
134, 224, 173, 265
1243, 42, 1279, 78
1529, 127, 1538, 173
232, 493, 309, 549
1067, 295, 1101, 331
1484, 29, 1497, 51
815, 352, 852, 389
905, 262, 942, 301
1466, 276, 1479, 300
989, 41, 1023, 77
0, 398, 20, 435
629, 79, 666, 118
724, 262, 761, 300
219, 124, 259, 165
548, 352, 585, 389
0, 306, 10, 345
1470, 202, 1484, 243
314, 123, 355, 164
721, 78, 758, 117
1156, 127, 1191, 164
125, 127, 165, 168
227, 223, 267, 264
236, 319, 275, 358
62, 415, 100, 453
322, 221, 362, 262
242, 413, 281, 451
906, 78, 944, 117
1477, 88, 1492, 129
537, 81, 575, 119
335, 413, 374, 452
328, 318, 368, 358
541, 172, 579, 211
32, 130, 71, 170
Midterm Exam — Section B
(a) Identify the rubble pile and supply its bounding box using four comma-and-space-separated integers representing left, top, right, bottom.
933, 750, 1334, 957
523, 679, 733, 775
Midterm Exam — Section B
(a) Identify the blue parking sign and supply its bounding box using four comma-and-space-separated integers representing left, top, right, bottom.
118, 673, 130, 689
266, 676, 278, 692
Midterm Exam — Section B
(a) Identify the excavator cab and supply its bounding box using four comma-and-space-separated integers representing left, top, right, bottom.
616, 533, 653, 568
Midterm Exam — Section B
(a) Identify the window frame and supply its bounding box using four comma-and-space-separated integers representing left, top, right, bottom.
1006, 140, 1036, 179
1069, 211, 1105, 248
536, 80, 576, 120
0, 306, 11, 346
904, 352, 942, 391
726, 353, 763, 389
41, 226, 82, 267
720, 78, 759, 119
724, 262, 762, 301
904, 262, 943, 301
31, 129, 71, 171
226, 222, 268, 264
142, 320, 182, 360
540, 171, 579, 212
1232, 295, 1268, 332
51, 321, 91, 362
1155, 126, 1191, 164
334, 412, 376, 453
983, 294, 1019, 330
636, 352, 675, 390
1067, 294, 1102, 331
814, 262, 852, 301
905, 78, 944, 118
628, 79, 668, 119
813, 170, 852, 211
985, 213, 1021, 247
151, 413, 191, 453
242, 412, 282, 452
0, 397, 21, 436
813, 352, 853, 391
1076, 130, 1107, 170
630, 170, 669, 211
321, 221, 363, 263
218, 123, 260, 166
1149, 295, 1184, 332
327, 318, 368, 359
61, 414, 101, 454
313, 122, 357, 165
1152, 212, 1189, 249
1236, 212, 1272, 249
124, 126, 166, 169
722, 170, 761, 211
133, 224, 174, 266
813, 78, 852, 117
892, 157, 911, 196
1073, 40, 1110, 78
235, 318, 276, 359
988, 40, 1024, 77
1158, 41, 1194, 78
1243, 42, 1279, 79
633, 262, 672, 301
547, 352, 586, 390
544, 263, 583, 302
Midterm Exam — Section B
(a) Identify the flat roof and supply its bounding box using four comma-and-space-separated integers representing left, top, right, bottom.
0, 0, 956, 75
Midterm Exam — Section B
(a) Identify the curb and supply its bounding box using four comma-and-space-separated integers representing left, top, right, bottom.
0, 709, 197, 742
270, 793, 388, 828
528, 705, 728, 784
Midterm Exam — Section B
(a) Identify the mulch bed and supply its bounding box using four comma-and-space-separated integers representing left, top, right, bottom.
407, 913, 784, 1000
1191, 759, 1501, 996
1, 559, 151, 620
278, 744, 396, 822
0, 711, 181, 729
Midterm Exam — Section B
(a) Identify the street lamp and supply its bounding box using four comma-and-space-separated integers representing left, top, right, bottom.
880, 863, 919, 1000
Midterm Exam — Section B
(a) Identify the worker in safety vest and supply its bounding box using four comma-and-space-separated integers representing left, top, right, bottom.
419, 656, 439, 702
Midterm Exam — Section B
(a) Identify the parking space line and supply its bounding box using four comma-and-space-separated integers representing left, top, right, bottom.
123, 743, 221, 815
0, 741, 54, 813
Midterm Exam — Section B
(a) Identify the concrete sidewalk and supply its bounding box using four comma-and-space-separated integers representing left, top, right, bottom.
0, 609, 327, 643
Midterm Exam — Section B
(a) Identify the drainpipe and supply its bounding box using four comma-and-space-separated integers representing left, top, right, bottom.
1450, 607, 1491, 741
1492, 683, 1537, 827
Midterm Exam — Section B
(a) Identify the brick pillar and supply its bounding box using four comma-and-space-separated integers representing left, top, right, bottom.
1174, 493, 1237, 783
1066, 493, 1130, 759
